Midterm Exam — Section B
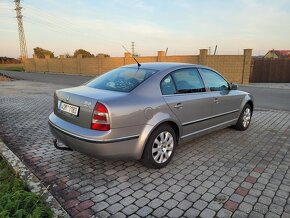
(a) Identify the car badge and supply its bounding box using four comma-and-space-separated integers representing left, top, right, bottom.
84, 101, 92, 107
66, 96, 70, 102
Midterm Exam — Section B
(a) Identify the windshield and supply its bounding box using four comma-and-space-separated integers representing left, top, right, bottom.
86, 67, 157, 92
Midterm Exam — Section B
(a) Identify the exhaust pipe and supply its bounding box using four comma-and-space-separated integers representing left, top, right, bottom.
53, 139, 73, 151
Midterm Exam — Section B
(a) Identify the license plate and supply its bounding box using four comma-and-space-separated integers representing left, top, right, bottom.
59, 101, 79, 116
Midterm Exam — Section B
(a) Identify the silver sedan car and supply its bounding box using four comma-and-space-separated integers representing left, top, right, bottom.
49, 62, 254, 168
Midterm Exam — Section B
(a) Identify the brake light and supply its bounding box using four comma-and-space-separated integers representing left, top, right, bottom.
91, 102, 110, 131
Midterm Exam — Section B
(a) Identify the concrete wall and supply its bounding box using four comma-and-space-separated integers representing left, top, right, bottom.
24, 49, 252, 84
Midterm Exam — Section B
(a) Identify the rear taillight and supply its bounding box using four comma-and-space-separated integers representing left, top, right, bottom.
91, 102, 110, 131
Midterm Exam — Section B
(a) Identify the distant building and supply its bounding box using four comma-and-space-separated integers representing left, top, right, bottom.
264, 50, 290, 58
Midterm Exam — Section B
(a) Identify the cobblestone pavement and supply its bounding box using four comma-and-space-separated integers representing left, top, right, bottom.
1, 83, 290, 217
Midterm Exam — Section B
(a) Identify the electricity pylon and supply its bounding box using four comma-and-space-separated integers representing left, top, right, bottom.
14, 0, 28, 60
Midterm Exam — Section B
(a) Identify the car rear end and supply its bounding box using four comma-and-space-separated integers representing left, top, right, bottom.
49, 86, 143, 159
49, 66, 158, 159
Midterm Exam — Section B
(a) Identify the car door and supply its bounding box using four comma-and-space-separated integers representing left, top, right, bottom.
198, 68, 243, 126
161, 68, 213, 139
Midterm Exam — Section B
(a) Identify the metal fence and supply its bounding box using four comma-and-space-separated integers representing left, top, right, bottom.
251, 58, 290, 83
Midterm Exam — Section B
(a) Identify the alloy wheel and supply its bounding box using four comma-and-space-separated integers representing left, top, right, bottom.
152, 131, 174, 164
242, 108, 251, 128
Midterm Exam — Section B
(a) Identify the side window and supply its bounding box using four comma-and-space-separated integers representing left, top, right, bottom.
171, 68, 206, 93
199, 68, 229, 91
161, 75, 176, 95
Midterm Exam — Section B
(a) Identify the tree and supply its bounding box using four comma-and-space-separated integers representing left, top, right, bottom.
97, 53, 110, 57
64, 53, 71, 58
73, 49, 94, 58
33, 47, 54, 58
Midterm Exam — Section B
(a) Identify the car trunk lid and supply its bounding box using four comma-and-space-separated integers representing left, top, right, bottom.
54, 86, 126, 129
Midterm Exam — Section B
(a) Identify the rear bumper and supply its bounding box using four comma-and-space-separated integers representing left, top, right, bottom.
48, 113, 141, 159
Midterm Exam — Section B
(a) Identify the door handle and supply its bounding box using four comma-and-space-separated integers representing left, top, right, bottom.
174, 103, 183, 109
214, 98, 219, 104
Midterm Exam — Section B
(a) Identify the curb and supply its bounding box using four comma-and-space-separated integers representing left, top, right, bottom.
0, 139, 69, 218
240, 84, 290, 90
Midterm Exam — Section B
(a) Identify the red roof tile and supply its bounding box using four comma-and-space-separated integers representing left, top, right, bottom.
268, 50, 290, 58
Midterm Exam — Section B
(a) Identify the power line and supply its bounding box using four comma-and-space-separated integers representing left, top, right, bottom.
24, 6, 122, 47
25, 6, 81, 31
6, 1, 142, 56
24, 5, 121, 44
2, 2, 121, 52
14, 0, 28, 59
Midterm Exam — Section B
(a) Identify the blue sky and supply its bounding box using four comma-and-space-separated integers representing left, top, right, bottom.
1, 0, 290, 58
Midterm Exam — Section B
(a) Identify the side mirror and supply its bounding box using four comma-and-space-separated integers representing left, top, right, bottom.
230, 83, 238, 90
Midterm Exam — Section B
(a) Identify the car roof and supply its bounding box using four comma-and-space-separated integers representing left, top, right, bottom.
123, 62, 205, 71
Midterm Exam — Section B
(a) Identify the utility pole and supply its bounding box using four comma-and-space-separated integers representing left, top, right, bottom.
165, 48, 168, 56
214, 45, 218, 55
14, 0, 28, 61
131, 42, 135, 57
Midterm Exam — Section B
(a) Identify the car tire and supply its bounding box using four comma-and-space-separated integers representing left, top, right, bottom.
142, 124, 177, 169
234, 104, 252, 131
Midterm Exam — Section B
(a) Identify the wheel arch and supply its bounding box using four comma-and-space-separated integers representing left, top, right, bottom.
162, 121, 180, 142
246, 100, 254, 111
139, 120, 181, 159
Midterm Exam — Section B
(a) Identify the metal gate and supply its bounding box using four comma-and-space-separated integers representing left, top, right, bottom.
251, 58, 290, 83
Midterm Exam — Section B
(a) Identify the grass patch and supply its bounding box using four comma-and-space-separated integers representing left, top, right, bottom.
0, 75, 13, 81
0, 66, 24, 71
0, 156, 53, 217
0, 76, 12, 81
0, 73, 14, 81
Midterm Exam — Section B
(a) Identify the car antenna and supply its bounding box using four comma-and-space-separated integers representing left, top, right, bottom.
122, 45, 141, 68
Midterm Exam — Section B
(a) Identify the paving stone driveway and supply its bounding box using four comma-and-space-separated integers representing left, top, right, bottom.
1, 85, 290, 217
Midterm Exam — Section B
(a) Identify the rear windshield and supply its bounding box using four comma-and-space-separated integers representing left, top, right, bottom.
86, 67, 157, 92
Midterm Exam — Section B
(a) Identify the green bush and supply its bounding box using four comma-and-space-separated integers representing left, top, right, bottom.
0, 158, 53, 218
0, 66, 24, 71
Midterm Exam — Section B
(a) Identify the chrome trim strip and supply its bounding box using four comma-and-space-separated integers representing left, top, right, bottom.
182, 109, 239, 127
162, 92, 210, 97
49, 121, 139, 143
181, 119, 237, 139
